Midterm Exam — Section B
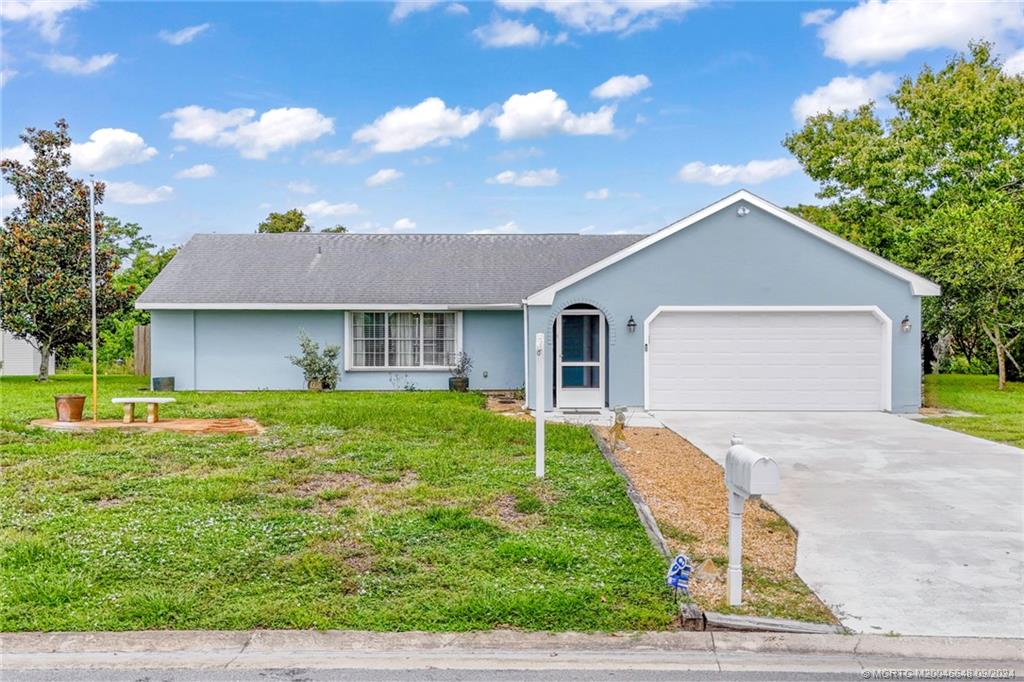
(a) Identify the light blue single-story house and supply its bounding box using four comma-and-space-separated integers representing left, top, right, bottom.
137, 190, 940, 413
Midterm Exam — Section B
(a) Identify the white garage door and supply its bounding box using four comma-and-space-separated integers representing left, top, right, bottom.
647, 308, 888, 411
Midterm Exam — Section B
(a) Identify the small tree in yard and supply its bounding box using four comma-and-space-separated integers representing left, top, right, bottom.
288, 332, 340, 390
1, 120, 128, 380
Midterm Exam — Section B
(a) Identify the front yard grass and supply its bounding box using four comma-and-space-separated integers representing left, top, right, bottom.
923, 374, 1024, 448
0, 376, 675, 632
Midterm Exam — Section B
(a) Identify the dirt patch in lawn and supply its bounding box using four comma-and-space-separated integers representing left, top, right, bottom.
268, 443, 333, 460
295, 472, 370, 495
487, 493, 542, 530
292, 471, 422, 515
597, 426, 837, 624
485, 392, 531, 420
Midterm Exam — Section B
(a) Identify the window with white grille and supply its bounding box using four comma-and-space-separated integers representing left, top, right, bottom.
349, 311, 459, 369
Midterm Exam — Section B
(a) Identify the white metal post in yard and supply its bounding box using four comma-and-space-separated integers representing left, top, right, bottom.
89, 176, 98, 423
534, 332, 545, 478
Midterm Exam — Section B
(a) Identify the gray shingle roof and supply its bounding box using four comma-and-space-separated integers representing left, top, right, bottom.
137, 232, 646, 307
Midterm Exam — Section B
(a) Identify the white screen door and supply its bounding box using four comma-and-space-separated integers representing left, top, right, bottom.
556, 310, 605, 409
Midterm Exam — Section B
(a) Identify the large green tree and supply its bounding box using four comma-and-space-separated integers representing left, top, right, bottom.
784, 42, 1024, 388
256, 209, 347, 233
1, 120, 127, 380
257, 208, 311, 233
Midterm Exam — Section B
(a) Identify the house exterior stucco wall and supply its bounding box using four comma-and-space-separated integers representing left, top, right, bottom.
150, 309, 522, 391
526, 201, 924, 413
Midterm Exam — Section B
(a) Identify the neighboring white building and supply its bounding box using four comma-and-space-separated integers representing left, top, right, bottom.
1, 330, 55, 376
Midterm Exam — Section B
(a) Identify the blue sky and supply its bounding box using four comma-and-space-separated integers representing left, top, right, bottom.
3, 1, 1023, 246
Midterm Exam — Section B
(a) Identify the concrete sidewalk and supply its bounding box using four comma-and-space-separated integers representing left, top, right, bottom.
3, 630, 1021, 674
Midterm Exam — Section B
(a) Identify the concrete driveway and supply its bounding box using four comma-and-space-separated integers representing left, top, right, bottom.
655, 411, 1024, 638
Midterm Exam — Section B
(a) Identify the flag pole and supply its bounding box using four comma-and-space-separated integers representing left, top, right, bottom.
89, 175, 98, 422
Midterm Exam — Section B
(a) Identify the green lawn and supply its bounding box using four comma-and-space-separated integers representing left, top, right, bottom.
922, 374, 1024, 448
0, 376, 675, 632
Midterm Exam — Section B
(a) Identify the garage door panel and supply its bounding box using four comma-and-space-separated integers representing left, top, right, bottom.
647, 310, 886, 411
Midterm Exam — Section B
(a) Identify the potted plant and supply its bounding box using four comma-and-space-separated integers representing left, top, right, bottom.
448, 351, 472, 392
288, 332, 340, 391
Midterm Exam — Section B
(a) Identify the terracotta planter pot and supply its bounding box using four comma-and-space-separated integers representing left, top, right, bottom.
54, 394, 85, 422
449, 377, 469, 392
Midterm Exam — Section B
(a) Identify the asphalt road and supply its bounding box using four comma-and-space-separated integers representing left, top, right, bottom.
8, 669, 866, 681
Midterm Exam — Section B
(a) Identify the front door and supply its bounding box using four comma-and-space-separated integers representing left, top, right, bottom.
556, 310, 605, 409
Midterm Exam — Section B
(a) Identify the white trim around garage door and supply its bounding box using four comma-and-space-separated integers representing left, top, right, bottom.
642, 305, 893, 412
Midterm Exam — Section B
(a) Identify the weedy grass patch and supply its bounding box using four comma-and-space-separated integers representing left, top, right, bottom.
0, 375, 674, 631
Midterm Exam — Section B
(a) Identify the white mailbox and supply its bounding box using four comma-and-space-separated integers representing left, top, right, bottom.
724, 436, 781, 606
726, 442, 780, 498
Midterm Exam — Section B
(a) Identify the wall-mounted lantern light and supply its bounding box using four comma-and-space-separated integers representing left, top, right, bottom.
900, 316, 912, 333
627, 316, 637, 333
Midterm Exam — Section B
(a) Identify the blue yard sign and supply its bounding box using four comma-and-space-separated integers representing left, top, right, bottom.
666, 554, 693, 594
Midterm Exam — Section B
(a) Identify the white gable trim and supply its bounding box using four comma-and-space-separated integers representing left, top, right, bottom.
524, 190, 940, 305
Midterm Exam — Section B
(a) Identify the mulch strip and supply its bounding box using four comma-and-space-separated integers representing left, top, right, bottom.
597, 426, 836, 622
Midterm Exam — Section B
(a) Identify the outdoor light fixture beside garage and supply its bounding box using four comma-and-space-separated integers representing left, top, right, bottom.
901, 316, 912, 332
627, 316, 637, 333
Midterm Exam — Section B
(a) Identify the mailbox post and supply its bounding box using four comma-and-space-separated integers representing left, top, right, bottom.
535, 333, 545, 478
725, 435, 780, 606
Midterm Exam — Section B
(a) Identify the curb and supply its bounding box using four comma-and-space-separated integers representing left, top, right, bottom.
3, 630, 1021, 662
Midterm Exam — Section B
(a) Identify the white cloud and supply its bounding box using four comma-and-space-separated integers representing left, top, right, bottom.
287, 180, 316, 194
813, 0, 1024, 65
70, 128, 157, 171
496, 0, 699, 34
105, 181, 174, 205
1, 68, 17, 88
1004, 48, 1024, 76
487, 168, 561, 187
1, 192, 23, 215
366, 168, 404, 187
3, 128, 157, 172
585, 187, 609, 200
42, 52, 117, 75
163, 105, 334, 159
791, 72, 895, 122
391, 0, 440, 21
159, 23, 211, 45
473, 18, 544, 47
1, 143, 33, 164
492, 89, 615, 139
677, 158, 800, 186
470, 220, 522, 234
164, 105, 253, 143
393, 217, 417, 230
304, 200, 360, 218
446, 3, 469, 15
591, 74, 651, 99
175, 163, 215, 179
800, 8, 834, 26
353, 97, 484, 153
0, 0, 89, 42
579, 225, 595, 234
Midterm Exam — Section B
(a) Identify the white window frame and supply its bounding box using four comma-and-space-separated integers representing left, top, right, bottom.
344, 311, 463, 371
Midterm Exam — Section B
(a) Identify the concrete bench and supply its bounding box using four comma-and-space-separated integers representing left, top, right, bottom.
112, 397, 176, 424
